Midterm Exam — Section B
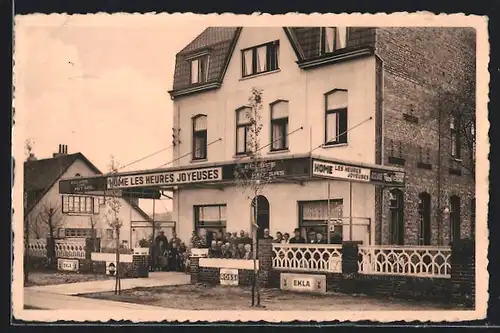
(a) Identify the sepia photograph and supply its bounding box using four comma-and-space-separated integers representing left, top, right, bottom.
12, 13, 489, 323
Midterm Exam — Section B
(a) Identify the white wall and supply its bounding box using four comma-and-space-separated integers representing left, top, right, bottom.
172, 27, 377, 167
27, 158, 147, 248
174, 180, 375, 245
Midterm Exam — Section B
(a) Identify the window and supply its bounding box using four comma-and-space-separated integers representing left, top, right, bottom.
62, 195, 95, 214
320, 27, 348, 54
324, 89, 348, 145
64, 228, 93, 238
192, 114, 208, 160
299, 200, 343, 244
98, 196, 105, 206
106, 229, 114, 239
190, 56, 209, 84
194, 204, 227, 236
270, 100, 289, 151
471, 197, 476, 239
241, 40, 280, 77
389, 189, 405, 245
418, 192, 432, 245
449, 195, 461, 244
450, 115, 461, 158
236, 107, 252, 155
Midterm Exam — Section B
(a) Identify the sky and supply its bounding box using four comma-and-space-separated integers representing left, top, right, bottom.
15, 15, 205, 213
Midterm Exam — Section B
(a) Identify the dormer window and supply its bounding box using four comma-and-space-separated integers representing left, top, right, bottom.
190, 55, 209, 84
320, 27, 348, 54
241, 40, 279, 77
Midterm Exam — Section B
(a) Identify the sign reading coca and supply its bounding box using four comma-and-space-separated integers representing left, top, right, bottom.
107, 167, 223, 189
312, 160, 371, 182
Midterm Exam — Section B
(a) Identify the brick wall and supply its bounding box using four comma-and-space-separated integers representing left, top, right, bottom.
375, 28, 476, 245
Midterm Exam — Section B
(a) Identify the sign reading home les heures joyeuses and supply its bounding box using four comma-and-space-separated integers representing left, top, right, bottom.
312, 160, 371, 182
220, 268, 239, 286
107, 167, 223, 189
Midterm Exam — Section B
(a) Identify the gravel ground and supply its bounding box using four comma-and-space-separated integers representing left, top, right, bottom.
82, 283, 455, 311
25, 271, 114, 287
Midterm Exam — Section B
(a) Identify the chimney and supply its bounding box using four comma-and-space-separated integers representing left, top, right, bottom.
27, 153, 37, 162
53, 144, 68, 158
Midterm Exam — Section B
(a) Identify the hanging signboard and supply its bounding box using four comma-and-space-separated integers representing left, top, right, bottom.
370, 169, 405, 187
106, 167, 223, 189
222, 157, 310, 181
312, 160, 371, 182
59, 176, 107, 194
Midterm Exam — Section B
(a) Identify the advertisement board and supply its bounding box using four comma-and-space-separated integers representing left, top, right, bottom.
107, 167, 222, 189
280, 273, 326, 294
57, 258, 79, 272
220, 268, 239, 286
312, 160, 371, 182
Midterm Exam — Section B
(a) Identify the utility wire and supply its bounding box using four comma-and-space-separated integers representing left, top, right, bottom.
119, 145, 174, 171
311, 116, 373, 153
156, 138, 223, 168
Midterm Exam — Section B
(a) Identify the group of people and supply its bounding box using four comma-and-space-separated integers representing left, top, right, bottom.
262, 228, 342, 244
149, 231, 188, 272
190, 229, 255, 260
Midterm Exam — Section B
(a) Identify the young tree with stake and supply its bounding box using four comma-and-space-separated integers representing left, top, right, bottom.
234, 88, 277, 307
106, 156, 123, 295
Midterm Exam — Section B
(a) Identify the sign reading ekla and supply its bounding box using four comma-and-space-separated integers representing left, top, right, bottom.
107, 167, 222, 189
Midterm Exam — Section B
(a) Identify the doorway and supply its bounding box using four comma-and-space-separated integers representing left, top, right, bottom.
252, 195, 270, 239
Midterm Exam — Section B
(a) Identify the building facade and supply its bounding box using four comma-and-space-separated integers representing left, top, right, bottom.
24, 145, 154, 248
166, 26, 475, 246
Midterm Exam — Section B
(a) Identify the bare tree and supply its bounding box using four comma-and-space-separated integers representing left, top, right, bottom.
37, 200, 64, 263
89, 216, 99, 252
106, 156, 123, 295
23, 138, 35, 285
234, 88, 276, 307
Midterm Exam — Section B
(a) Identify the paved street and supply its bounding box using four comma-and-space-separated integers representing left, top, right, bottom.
25, 272, 190, 296
24, 272, 190, 310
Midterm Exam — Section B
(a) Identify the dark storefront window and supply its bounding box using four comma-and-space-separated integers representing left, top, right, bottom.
418, 192, 431, 245
298, 200, 343, 243
389, 189, 405, 245
194, 204, 227, 242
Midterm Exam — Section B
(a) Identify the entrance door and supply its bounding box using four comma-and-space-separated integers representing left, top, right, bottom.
252, 195, 270, 239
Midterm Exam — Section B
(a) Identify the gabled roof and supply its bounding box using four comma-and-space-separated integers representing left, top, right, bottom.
24, 153, 102, 213
24, 153, 152, 222
169, 27, 376, 99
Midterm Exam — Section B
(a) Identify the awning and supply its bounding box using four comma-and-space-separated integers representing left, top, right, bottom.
58, 153, 405, 196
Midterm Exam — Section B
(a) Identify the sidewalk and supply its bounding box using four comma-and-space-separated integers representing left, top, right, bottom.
25, 272, 190, 296
24, 289, 167, 310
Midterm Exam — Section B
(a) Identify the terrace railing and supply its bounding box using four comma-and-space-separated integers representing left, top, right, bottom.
27, 239, 47, 257
54, 238, 87, 259
272, 243, 343, 273
358, 245, 452, 278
